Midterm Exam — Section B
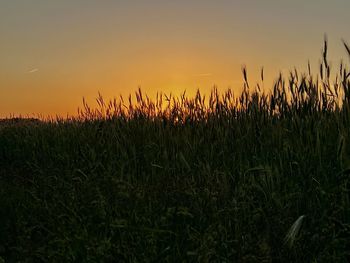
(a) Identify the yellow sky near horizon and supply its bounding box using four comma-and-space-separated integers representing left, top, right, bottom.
1, 0, 350, 118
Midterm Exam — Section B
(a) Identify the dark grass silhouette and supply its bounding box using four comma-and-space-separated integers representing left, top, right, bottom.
1, 41, 350, 262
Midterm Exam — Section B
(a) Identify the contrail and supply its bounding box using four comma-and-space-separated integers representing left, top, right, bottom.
193, 73, 212, 77
28, 68, 39, 73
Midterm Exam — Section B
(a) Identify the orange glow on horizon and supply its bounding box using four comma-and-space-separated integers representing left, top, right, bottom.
1, 1, 350, 118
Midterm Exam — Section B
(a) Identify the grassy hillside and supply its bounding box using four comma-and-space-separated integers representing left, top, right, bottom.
1, 42, 350, 262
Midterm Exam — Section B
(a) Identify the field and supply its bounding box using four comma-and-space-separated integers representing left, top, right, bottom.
1, 42, 350, 262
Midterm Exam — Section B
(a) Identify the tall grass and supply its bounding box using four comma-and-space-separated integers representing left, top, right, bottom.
0, 40, 350, 262
78, 41, 349, 123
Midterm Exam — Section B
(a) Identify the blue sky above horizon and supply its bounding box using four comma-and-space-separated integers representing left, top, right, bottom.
1, 0, 350, 117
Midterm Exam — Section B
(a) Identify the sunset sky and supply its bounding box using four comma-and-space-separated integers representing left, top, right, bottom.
1, 0, 350, 117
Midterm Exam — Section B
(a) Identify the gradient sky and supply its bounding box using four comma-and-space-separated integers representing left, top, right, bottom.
1, 0, 350, 117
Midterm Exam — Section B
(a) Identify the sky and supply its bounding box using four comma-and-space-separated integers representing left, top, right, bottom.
1, 0, 350, 117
